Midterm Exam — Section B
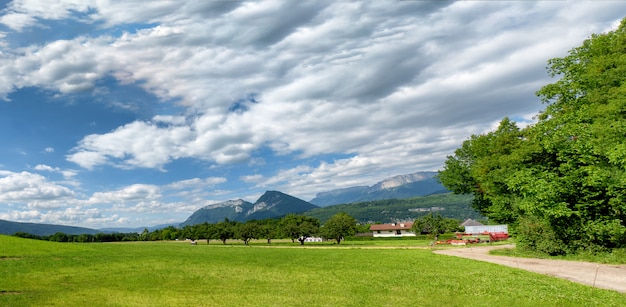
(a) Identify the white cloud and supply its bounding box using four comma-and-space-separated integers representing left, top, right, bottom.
34, 164, 56, 172
0, 12, 37, 31
0, 171, 75, 207
88, 184, 161, 204
165, 177, 227, 190
67, 120, 195, 169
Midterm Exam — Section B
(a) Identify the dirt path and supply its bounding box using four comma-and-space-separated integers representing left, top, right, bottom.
433, 244, 626, 293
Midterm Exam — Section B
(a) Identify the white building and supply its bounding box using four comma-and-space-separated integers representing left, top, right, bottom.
370, 222, 416, 237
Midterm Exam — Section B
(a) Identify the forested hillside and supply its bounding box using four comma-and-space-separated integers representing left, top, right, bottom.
303, 193, 479, 224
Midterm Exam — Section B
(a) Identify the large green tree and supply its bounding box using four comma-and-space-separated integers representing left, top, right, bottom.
439, 18, 626, 254
279, 214, 320, 245
214, 219, 235, 244
321, 213, 357, 244
438, 117, 523, 225
235, 221, 261, 245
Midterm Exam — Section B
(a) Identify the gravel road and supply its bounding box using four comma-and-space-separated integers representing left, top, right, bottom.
433, 244, 626, 293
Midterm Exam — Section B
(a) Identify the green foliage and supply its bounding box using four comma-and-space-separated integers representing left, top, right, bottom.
214, 219, 236, 244
235, 221, 262, 245
304, 193, 481, 223
438, 117, 523, 226
439, 18, 626, 254
411, 213, 460, 239
516, 216, 567, 255
320, 213, 357, 244
279, 214, 320, 244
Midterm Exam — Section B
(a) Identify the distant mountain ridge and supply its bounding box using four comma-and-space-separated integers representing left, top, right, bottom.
0, 219, 101, 236
309, 171, 447, 207
180, 191, 318, 226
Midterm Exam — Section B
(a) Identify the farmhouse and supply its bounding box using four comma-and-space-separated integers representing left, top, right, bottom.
370, 222, 415, 237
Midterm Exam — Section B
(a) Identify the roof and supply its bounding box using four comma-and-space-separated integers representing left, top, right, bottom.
460, 218, 484, 227
370, 222, 413, 231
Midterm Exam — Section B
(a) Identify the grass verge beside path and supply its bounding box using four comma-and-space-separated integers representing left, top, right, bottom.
490, 246, 626, 265
1, 235, 625, 306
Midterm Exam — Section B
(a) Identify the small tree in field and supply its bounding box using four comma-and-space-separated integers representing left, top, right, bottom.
236, 221, 261, 245
280, 214, 320, 245
215, 219, 235, 244
321, 213, 357, 244
412, 213, 457, 241
259, 220, 280, 244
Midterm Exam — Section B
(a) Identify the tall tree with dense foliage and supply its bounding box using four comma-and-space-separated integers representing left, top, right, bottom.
439, 18, 626, 254
258, 219, 280, 244
321, 213, 356, 244
235, 221, 261, 245
214, 219, 235, 244
279, 214, 320, 245
438, 117, 523, 225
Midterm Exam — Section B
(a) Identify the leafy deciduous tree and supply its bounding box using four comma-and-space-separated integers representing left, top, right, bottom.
236, 221, 261, 245
280, 214, 320, 245
411, 213, 459, 241
321, 213, 357, 244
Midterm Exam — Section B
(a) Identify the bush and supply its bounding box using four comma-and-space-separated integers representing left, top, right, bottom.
516, 217, 567, 255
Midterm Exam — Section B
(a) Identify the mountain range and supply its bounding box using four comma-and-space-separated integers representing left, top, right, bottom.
309, 171, 447, 206
180, 191, 318, 226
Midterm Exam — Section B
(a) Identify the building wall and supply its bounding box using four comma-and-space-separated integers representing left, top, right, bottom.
464, 225, 508, 234
372, 230, 416, 238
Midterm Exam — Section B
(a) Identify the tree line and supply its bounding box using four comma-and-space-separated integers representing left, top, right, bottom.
13, 213, 370, 245
438, 18, 626, 255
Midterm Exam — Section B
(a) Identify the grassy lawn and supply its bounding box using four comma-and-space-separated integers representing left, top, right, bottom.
490, 245, 626, 265
1, 235, 625, 306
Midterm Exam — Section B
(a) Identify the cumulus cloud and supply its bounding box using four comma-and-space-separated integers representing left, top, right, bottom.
88, 184, 161, 204
33, 164, 78, 181
165, 177, 227, 190
0, 171, 75, 206
67, 120, 195, 169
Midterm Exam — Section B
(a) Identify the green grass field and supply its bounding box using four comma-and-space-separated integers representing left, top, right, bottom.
1, 235, 625, 306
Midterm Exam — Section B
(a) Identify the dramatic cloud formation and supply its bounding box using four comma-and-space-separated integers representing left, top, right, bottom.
0, 1, 624, 228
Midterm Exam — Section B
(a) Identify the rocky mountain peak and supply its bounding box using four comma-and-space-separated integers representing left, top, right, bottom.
370, 172, 436, 191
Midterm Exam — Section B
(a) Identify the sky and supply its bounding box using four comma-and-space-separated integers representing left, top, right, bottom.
0, 1, 624, 229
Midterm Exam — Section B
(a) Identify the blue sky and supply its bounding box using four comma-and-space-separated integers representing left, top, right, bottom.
0, 1, 624, 229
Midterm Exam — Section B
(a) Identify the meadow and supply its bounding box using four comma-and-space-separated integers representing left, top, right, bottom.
1, 235, 625, 306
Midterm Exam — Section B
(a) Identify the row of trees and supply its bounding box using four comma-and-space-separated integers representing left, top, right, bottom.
438, 19, 626, 254
15, 213, 365, 245
13, 231, 143, 242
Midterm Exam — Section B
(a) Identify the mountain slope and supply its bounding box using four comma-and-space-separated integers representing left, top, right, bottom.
180, 199, 254, 226
0, 219, 101, 236
310, 171, 447, 206
246, 191, 318, 220
304, 193, 479, 224
180, 191, 318, 226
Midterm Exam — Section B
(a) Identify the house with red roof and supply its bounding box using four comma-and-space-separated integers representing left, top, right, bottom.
369, 222, 415, 237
